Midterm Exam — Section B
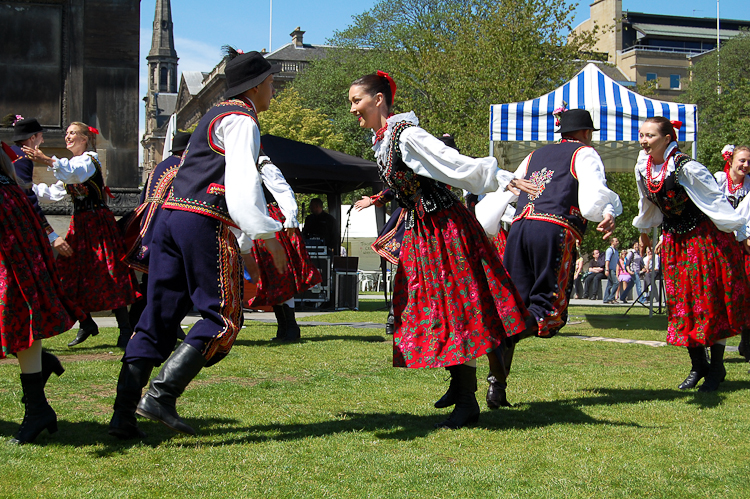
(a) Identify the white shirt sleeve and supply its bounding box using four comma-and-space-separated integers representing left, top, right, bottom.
632, 152, 664, 231
32, 180, 68, 202
474, 156, 529, 235
50, 153, 97, 184
734, 194, 750, 241
574, 147, 623, 221
215, 113, 283, 244
679, 159, 748, 239
398, 127, 510, 195
260, 161, 299, 228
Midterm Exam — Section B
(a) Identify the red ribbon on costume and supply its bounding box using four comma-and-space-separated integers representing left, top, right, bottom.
376, 70, 397, 101
670, 120, 682, 131
1, 141, 19, 162
104, 186, 115, 199
88, 126, 100, 135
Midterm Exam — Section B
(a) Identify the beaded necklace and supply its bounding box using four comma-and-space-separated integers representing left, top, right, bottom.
725, 163, 743, 194
646, 149, 675, 194
374, 113, 395, 143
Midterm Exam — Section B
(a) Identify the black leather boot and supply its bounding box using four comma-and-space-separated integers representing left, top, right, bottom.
68, 314, 99, 347
114, 307, 133, 349
678, 346, 709, 389
271, 305, 287, 341
486, 345, 514, 409
434, 367, 458, 408
699, 343, 726, 392
9, 372, 58, 445
21, 351, 65, 404
135, 343, 207, 435
385, 304, 395, 335
281, 304, 301, 342
435, 364, 480, 429
108, 359, 154, 439
739, 328, 750, 362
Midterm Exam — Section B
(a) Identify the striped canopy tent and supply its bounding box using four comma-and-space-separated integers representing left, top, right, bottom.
489, 63, 698, 173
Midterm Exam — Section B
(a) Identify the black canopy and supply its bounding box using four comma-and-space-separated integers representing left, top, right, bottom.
260, 134, 382, 195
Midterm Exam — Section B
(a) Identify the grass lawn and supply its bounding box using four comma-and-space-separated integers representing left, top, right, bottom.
1, 305, 749, 498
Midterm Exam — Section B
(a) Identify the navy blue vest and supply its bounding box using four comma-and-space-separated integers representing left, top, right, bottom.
514, 140, 588, 240
640, 153, 708, 234
11, 145, 52, 233
164, 99, 258, 227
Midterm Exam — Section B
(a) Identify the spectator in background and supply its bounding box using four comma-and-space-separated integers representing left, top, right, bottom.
582, 249, 606, 300
302, 198, 338, 255
603, 237, 620, 304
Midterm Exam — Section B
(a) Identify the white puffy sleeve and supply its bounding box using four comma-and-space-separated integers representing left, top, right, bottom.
632, 152, 664, 231
679, 159, 748, 239
397, 127, 512, 195
215, 113, 283, 246
51, 153, 97, 184
474, 156, 529, 235
32, 180, 67, 202
574, 148, 622, 221
260, 160, 298, 228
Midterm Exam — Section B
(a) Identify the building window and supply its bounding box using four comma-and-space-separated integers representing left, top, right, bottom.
160, 67, 168, 92
670, 74, 681, 90
646, 73, 657, 81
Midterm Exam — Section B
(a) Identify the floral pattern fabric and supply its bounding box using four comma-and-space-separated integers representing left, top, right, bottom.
392, 202, 530, 368
662, 219, 750, 346
0, 184, 84, 358
56, 207, 138, 313
247, 204, 322, 307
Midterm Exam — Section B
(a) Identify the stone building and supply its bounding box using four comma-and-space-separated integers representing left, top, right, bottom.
573, 0, 750, 100
140, 0, 179, 182
0, 0, 141, 213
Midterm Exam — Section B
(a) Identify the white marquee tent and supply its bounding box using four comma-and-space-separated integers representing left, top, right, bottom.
489, 63, 698, 172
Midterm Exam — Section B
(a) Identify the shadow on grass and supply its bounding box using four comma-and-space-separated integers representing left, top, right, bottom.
25, 380, 744, 456
233, 334, 387, 347
582, 313, 669, 331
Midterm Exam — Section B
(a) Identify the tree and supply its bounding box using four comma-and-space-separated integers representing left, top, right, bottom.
685, 31, 750, 173
294, 0, 601, 158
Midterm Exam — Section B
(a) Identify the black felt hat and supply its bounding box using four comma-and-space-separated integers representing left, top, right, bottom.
224, 51, 281, 99
170, 131, 191, 153
12, 118, 43, 142
556, 109, 598, 134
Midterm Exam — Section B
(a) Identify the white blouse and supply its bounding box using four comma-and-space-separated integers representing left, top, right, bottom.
259, 160, 298, 228
475, 143, 622, 236
713, 170, 750, 207
33, 152, 99, 202
373, 112, 514, 195
632, 142, 749, 241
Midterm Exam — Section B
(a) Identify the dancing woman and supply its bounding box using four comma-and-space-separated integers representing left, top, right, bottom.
348, 72, 534, 428
633, 117, 750, 392
25, 122, 138, 348
1, 143, 83, 444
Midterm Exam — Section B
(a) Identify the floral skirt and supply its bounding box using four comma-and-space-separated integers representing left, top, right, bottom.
392, 203, 530, 368
662, 219, 750, 347
56, 207, 138, 313
371, 207, 405, 265
492, 227, 508, 259
0, 185, 83, 358
248, 205, 322, 307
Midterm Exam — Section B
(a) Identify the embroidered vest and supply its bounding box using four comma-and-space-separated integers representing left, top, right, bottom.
377, 121, 458, 228
641, 153, 708, 234
66, 154, 108, 214
163, 99, 259, 226
513, 141, 588, 240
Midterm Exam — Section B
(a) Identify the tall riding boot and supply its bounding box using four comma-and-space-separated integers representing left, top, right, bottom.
108, 359, 155, 439
678, 346, 709, 389
281, 304, 301, 342
486, 345, 513, 409
435, 364, 480, 429
114, 307, 133, 349
434, 367, 458, 408
9, 372, 58, 445
739, 328, 750, 362
385, 304, 395, 335
22, 351, 65, 404
699, 343, 727, 392
68, 314, 99, 347
136, 343, 207, 435
271, 305, 287, 341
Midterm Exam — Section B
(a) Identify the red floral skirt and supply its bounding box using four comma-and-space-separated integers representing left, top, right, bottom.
393, 203, 530, 368
56, 207, 138, 313
662, 219, 750, 347
492, 227, 508, 259
248, 205, 322, 307
0, 184, 84, 358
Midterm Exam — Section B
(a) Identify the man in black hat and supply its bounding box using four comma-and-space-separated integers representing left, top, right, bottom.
475, 108, 622, 405
109, 49, 288, 439
10, 117, 72, 256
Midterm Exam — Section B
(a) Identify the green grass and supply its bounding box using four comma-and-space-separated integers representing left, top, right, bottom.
1, 306, 749, 498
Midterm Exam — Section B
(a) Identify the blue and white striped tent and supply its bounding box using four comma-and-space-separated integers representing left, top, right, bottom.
489, 63, 698, 172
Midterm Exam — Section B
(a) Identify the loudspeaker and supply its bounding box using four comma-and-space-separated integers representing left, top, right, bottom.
335, 271, 359, 310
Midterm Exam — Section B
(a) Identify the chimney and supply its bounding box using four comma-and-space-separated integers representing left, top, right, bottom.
290, 27, 305, 48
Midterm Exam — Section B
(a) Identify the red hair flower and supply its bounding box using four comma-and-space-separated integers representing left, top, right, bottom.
88, 126, 100, 135
376, 70, 397, 101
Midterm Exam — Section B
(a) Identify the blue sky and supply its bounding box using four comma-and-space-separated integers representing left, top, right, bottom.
138, 0, 749, 155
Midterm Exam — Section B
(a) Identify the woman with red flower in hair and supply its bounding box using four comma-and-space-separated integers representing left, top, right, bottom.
23, 122, 138, 348
633, 117, 750, 392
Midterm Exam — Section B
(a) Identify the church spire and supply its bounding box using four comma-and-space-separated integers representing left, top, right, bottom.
147, 0, 178, 93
